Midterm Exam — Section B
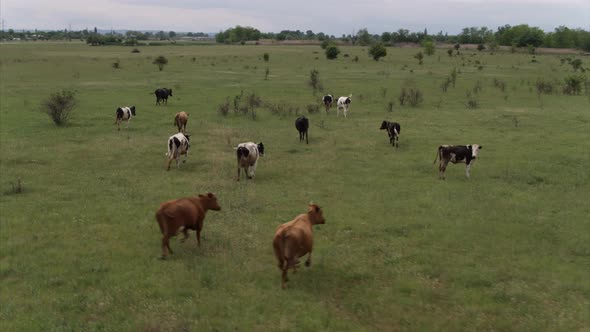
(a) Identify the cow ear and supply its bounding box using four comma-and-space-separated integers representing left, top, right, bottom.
315, 206, 320, 213
478, 145, 483, 149
467, 145, 471, 149
207, 192, 213, 198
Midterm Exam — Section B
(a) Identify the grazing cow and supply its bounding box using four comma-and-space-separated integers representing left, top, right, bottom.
321, 94, 334, 113
273, 204, 326, 289
433, 144, 483, 179
174, 112, 189, 133
166, 133, 191, 171
236, 142, 265, 181
155, 88, 173, 105
155, 192, 221, 259
336, 94, 352, 118
379, 120, 401, 148
114, 106, 136, 131
295, 116, 309, 144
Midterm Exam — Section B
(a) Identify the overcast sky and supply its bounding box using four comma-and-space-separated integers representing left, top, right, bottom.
2, 0, 589, 35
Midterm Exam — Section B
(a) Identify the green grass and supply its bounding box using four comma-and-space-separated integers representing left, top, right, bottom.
1, 41, 589, 331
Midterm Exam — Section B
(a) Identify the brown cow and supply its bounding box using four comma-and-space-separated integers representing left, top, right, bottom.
272, 204, 326, 289
174, 111, 189, 133
155, 192, 221, 259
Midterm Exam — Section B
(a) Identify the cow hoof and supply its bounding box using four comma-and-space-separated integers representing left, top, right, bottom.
247, 176, 252, 179
305, 261, 311, 267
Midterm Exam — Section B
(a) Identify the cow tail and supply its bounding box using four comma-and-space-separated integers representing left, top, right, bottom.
167, 138, 173, 158
433, 146, 441, 164
394, 128, 399, 137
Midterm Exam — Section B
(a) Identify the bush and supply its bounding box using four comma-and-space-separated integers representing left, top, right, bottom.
493, 78, 507, 92
263, 53, 269, 62
563, 75, 585, 95
398, 88, 423, 107
535, 79, 555, 95
41, 89, 77, 126
153, 55, 168, 71
466, 91, 479, 109
369, 43, 387, 61
422, 40, 435, 56
131, 48, 140, 53
477, 44, 486, 52
308, 69, 323, 93
571, 59, 583, 72
414, 51, 424, 65
218, 98, 230, 116
325, 45, 340, 60
447, 49, 453, 57
112, 59, 120, 69
306, 104, 320, 114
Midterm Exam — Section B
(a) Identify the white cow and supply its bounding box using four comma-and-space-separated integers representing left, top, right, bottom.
166, 133, 191, 171
114, 106, 136, 131
336, 95, 352, 118
236, 142, 265, 181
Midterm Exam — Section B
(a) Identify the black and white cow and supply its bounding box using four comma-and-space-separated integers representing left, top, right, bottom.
155, 88, 173, 105
337, 94, 352, 118
379, 120, 401, 148
321, 94, 334, 113
236, 142, 265, 181
166, 133, 190, 171
114, 106, 136, 131
295, 116, 309, 144
433, 144, 483, 179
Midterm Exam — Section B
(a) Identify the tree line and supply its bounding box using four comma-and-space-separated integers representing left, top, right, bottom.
2, 24, 589, 51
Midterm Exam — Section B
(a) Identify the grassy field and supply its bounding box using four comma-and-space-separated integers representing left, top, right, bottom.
1, 41, 589, 331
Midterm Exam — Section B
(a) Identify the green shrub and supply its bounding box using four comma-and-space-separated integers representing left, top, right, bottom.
369, 43, 387, 61
563, 75, 585, 95
41, 89, 77, 126
153, 55, 168, 71
325, 45, 340, 60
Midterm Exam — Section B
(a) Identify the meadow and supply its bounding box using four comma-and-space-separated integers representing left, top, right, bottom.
1, 41, 589, 331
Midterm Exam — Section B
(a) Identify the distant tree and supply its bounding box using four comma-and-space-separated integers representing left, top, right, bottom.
423, 40, 435, 55
356, 28, 372, 46
414, 51, 424, 65
369, 43, 387, 61
153, 55, 168, 71
454, 43, 460, 51
381, 32, 392, 43
168, 31, 176, 39
477, 44, 486, 51
325, 45, 340, 59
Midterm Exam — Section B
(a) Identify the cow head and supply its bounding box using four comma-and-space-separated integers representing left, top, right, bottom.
379, 120, 388, 130
200, 192, 221, 211
168, 88, 173, 96
257, 142, 265, 156
308, 204, 325, 225
468, 144, 482, 158
237, 146, 249, 160
130, 106, 136, 116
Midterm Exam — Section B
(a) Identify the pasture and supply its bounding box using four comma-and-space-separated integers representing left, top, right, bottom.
1, 42, 589, 331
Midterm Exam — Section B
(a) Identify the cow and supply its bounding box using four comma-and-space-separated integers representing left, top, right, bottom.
155, 192, 221, 259
336, 94, 352, 118
433, 144, 483, 179
174, 112, 189, 133
295, 116, 309, 144
273, 203, 326, 289
236, 142, 265, 181
114, 106, 136, 131
379, 120, 401, 148
166, 133, 191, 171
321, 94, 334, 114
155, 88, 173, 105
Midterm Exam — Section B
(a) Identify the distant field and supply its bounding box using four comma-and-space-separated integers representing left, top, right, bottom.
1, 42, 589, 331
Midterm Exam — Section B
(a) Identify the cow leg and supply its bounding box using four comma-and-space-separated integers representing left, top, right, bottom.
237, 167, 241, 181
305, 132, 308, 144
305, 252, 312, 267
196, 229, 201, 247
161, 235, 173, 258
167, 158, 173, 171
248, 162, 257, 179
183, 151, 188, 164
466, 164, 471, 178
439, 161, 448, 180
281, 268, 288, 289
180, 228, 189, 242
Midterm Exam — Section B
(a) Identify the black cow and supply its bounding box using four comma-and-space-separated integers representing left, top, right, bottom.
295, 116, 309, 144
321, 95, 333, 113
379, 120, 401, 148
433, 144, 483, 179
155, 88, 173, 105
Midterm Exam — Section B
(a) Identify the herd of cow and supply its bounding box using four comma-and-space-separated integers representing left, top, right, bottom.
114, 88, 483, 288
